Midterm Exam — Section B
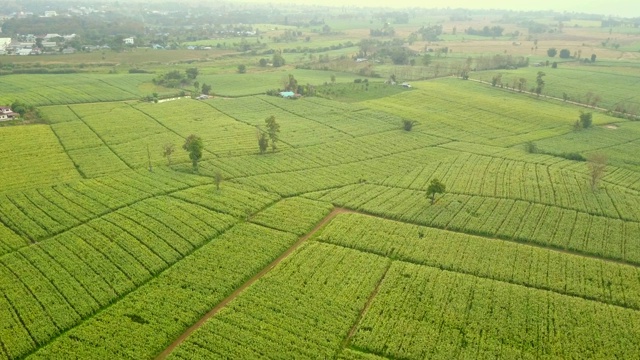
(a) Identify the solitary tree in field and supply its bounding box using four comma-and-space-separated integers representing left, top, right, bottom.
265, 115, 280, 152
162, 143, 175, 165
402, 119, 417, 131
257, 130, 269, 154
579, 111, 593, 128
183, 134, 203, 172
591, 54, 597, 63
547, 48, 557, 57
559, 49, 571, 58
201, 83, 212, 95
535, 71, 546, 97
587, 153, 607, 190
426, 178, 446, 205
237, 64, 247, 74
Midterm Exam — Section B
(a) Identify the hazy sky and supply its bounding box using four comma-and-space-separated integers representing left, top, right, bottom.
248, 0, 640, 18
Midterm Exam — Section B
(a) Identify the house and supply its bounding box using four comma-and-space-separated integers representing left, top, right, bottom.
280, 91, 295, 98
0, 107, 18, 120
44, 33, 62, 40
16, 49, 33, 56
43, 10, 57, 17
401, 82, 412, 88
151, 44, 164, 50
62, 47, 76, 54
123, 37, 135, 45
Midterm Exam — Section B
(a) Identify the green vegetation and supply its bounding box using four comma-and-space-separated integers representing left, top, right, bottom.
0, 6, 639, 359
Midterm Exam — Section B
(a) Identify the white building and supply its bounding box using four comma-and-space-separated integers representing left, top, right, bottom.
44, 11, 57, 17
0, 38, 10, 51
123, 37, 135, 45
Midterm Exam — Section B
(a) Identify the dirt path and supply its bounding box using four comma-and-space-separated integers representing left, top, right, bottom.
155, 207, 354, 359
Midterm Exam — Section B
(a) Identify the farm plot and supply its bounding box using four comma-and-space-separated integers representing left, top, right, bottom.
473, 66, 640, 112
166, 242, 389, 359
0, 73, 164, 106
347, 262, 640, 359
134, 99, 260, 157
0, 195, 237, 360
0, 168, 211, 246
312, 184, 640, 264
250, 197, 334, 235
27, 200, 335, 360
0, 125, 81, 193
208, 96, 354, 147
316, 213, 640, 310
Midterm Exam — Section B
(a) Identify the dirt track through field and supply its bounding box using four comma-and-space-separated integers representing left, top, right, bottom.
155, 207, 354, 359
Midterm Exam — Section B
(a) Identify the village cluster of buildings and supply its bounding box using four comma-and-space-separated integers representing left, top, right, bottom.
0, 34, 78, 55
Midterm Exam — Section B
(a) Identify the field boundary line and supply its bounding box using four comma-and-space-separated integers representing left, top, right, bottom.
339, 260, 392, 353
66, 106, 133, 170
155, 207, 354, 359
338, 240, 640, 312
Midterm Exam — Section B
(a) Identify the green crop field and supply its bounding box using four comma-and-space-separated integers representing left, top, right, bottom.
0, 11, 640, 358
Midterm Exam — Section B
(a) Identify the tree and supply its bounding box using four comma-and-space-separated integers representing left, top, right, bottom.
182, 134, 203, 172
257, 130, 269, 154
201, 83, 212, 95
237, 64, 246, 74
422, 54, 432, 66
426, 178, 446, 205
551, 62, 558, 68
579, 111, 593, 128
535, 71, 546, 97
491, 74, 502, 87
265, 115, 280, 152
272, 53, 285, 67
402, 119, 417, 131
559, 48, 571, 58
517, 78, 527, 92
10, 100, 27, 117
547, 48, 557, 57
214, 171, 222, 190
330, 74, 336, 84
185, 67, 199, 79
259, 58, 268, 67
591, 54, 597, 62
162, 143, 175, 165
587, 153, 607, 190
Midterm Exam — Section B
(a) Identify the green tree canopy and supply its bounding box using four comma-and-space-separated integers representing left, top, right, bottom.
265, 115, 280, 152
183, 134, 203, 171
426, 178, 446, 204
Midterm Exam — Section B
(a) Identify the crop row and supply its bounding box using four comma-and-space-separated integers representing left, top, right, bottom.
316, 213, 640, 310
27, 219, 326, 359
0, 74, 158, 106
258, 96, 401, 137
0, 168, 211, 247
0, 125, 81, 193
349, 261, 640, 359
208, 96, 356, 147
134, 100, 261, 157
312, 184, 640, 264
378, 151, 640, 222
250, 197, 334, 235
0, 196, 236, 360
167, 242, 388, 359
